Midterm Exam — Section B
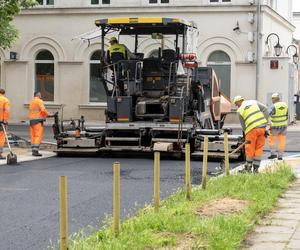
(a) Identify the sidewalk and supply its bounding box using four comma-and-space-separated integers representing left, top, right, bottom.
244, 158, 300, 250
0, 147, 55, 166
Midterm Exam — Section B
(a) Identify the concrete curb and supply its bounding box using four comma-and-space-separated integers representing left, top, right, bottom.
229, 153, 300, 175
0, 150, 56, 166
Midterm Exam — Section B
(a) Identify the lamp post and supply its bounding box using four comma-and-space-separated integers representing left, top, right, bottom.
265, 33, 283, 57
286, 44, 299, 64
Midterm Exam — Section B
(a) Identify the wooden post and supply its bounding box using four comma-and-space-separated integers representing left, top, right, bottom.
185, 143, 191, 200
59, 176, 68, 250
202, 136, 208, 190
154, 152, 160, 212
113, 162, 120, 237
224, 132, 230, 176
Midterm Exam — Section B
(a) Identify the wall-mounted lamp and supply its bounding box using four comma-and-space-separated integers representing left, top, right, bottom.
286, 44, 299, 64
265, 33, 283, 57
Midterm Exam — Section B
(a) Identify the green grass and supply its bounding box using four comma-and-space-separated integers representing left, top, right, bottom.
68, 163, 295, 250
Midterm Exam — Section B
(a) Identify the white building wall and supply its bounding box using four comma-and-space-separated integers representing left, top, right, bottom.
0, 1, 297, 123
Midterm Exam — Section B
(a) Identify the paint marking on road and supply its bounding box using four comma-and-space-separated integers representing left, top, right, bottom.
0, 187, 29, 192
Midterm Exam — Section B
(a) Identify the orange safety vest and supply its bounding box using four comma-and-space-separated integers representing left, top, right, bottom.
0, 94, 10, 123
28, 97, 49, 123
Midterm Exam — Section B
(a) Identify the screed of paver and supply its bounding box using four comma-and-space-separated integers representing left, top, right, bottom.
254, 225, 295, 234
286, 239, 300, 249
195, 198, 247, 217
248, 242, 286, 250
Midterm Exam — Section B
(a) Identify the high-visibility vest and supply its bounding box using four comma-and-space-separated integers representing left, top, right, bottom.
28, 97, 49, 122
108, 44, 126, 58
271, 102, 288, 127
238, 100, 267, 134
0, 94, 10, 123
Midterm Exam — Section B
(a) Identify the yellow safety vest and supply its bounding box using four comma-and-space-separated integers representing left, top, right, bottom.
238, 100, 267, 134
108, 44, 126, 58
271, 102, 288, 127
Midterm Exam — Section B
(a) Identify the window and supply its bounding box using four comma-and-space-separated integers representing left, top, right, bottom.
91, 0, 110, 4
37, 0, 54, 5
148, 49, 159, 58
35, 50, 54, 102
90, 50, 106, 102
149, 0, 169, 3
207, 51, 231, 98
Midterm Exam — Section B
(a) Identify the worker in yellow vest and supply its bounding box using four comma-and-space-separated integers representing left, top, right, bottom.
268, 93, 288, 160
107, 37, 134, 64
233, 96, 270, 173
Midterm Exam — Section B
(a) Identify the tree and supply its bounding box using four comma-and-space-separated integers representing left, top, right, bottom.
0, 0, 37, 49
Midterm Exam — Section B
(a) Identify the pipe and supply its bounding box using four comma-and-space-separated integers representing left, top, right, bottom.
255, 0, 262, 100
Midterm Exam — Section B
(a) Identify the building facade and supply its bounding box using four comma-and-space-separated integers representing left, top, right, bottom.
0, 0, 297, 123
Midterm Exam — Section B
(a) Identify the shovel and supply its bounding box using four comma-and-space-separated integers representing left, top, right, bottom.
1, 124, 17, 165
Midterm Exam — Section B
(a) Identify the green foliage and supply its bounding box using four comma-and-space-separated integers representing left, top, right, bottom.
0, 0, 37, 49
68, 163, 295, 250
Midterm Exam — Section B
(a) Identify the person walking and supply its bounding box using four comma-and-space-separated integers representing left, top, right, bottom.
28, 91, 49, 156
268, 93, 288, 160
0, 88, 10, 159
233, 96, 270, 173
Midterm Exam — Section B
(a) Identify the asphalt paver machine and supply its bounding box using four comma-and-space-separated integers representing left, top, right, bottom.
53, 17, 245, 159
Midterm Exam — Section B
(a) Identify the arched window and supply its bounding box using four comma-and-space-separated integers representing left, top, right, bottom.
35, 50, 54, 102
148, 49, 159, 58
90, 50, 106, 102
207, 50, 231, 97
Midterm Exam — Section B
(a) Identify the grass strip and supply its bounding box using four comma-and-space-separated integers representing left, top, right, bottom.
69, 163, 295, 250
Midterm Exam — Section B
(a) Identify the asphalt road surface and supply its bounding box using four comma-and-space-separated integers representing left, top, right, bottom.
0, 155, 242, 250
0, 125, 299, 250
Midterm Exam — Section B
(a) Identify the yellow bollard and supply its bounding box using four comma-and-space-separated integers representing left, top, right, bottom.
185, 143, 191, 200
224, 132, 230, 176
154, 151, 160, 212
113, 162, 120, 237
59, 176, 68, 250
202, 136, 208, 190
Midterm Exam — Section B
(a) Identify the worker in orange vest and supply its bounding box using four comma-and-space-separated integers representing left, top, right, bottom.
0, 88, 10, 159
28, 91, 49, 156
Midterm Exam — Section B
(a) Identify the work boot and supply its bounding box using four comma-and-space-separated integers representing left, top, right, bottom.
268, 154, 277, 159
253, 164, 259, 174
278, 156, 283, 160
0, 154, 5, 160
239, 162, 252, 173
32, 151, 42, 157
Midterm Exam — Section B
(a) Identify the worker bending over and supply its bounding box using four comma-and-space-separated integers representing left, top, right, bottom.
234, 96, 269, 173
28, 91, 49, 156
0, 88, 10, 159
268, 93, 288, 160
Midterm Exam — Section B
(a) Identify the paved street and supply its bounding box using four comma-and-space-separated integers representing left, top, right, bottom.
0, 154, 241, 250
0, 125, 299, 250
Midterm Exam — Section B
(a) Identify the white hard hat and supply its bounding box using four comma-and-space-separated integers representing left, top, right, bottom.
271, 93, 280, 99
233, 95, 244, 104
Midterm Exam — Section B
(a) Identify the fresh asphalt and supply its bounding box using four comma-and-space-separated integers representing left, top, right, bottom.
0, 125, 299, 250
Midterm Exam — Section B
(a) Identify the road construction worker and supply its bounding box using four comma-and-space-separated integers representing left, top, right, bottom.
233, 96, 270, 173
0, 88, 10, 159
268, 93, 288, 160
28, 91, 49, 156
107, 37, 134, 64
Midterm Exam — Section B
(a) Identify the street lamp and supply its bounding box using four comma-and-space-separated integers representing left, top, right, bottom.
265, 33, 283, 57
286, 44, 299, 64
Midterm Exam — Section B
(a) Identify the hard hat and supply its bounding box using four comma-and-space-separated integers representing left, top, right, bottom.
109, 37, 118, 43
271, 93, 280, 99
233, 95, 244, 104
